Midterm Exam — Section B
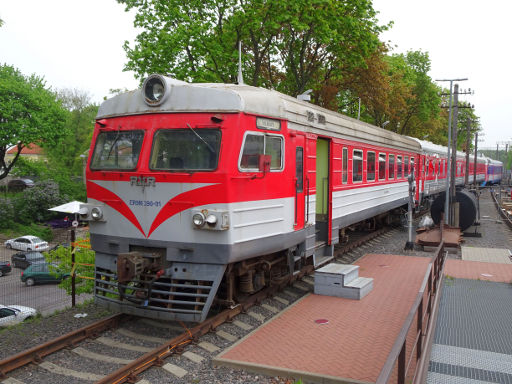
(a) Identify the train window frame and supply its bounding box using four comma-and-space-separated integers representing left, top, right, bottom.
397, 155, 403, 179
352, 149, 363, 183
90, 130, 144, 171
238, 131, 284, 172
378, 153, 386, 180
342, 147, 348, 184
367, 151, 376, 182
389, 154, 395, 180
149, 128, 222, 172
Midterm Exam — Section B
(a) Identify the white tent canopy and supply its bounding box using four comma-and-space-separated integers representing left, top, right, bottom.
48, 201, 85, 214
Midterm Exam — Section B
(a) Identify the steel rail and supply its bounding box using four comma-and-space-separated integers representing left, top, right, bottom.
491, 187, 512, 229
0, 313, 126, 378
96, 265, 314, 384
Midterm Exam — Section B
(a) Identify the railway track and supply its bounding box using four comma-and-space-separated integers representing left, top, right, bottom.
0, 226, 400, 384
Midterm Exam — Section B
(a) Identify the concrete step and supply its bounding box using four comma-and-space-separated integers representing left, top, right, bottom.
315, 263, 359, 285
313, 263, 373, 300
314, 277, 373, 300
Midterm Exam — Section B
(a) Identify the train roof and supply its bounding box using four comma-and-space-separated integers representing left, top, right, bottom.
97, 76, 421, 152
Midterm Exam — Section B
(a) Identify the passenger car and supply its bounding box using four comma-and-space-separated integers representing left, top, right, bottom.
0, 261, 12, 277
4, 236, 49, 252
7, 178, 34, 191
21, 263, 69, 286
0, 305, 37, 327
11, 251, 45, 269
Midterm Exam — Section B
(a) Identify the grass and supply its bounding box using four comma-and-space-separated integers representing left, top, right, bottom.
1, 222, 53, 241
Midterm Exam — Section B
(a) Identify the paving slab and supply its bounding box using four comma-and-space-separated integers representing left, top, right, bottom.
214, 254, 431, 383
461, 246, 512, 264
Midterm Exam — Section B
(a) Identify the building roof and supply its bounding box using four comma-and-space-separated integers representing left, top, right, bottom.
6, 143, 44, 155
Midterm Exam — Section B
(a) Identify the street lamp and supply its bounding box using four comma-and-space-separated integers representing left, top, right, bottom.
79, 154, 87, 185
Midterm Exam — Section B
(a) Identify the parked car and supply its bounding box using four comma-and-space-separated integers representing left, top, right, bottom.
11, 251, 45, 269
0, 305, 37, 327
5, 236, 49, 252
7, 178, 34, 191
21, 263, 69, 286
0, 261, 12, 277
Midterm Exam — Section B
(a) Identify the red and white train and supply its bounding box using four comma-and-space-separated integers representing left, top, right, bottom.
80, 75, 502, 322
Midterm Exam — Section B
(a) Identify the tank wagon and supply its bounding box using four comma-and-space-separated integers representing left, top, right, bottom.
80, 75, 501, 322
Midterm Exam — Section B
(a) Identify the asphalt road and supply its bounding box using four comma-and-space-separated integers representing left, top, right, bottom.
0, 246, 90, 316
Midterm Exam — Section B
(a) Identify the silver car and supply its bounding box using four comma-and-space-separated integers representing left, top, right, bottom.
0, 305, 38, 327
4, 236, 49, 252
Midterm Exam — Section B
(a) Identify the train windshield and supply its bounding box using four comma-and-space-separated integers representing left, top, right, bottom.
90, 130, 144, 170
150, 129, 221, 171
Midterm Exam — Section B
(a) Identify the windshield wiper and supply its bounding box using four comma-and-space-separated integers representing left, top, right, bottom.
106, 126, 121, 160
186, 123, 215, 153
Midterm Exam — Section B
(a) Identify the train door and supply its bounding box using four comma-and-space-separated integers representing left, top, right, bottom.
315, 138, 331, 244
294, 135, 306, 230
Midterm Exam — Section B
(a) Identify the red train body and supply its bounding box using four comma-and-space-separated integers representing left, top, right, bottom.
80, 75, 501, 322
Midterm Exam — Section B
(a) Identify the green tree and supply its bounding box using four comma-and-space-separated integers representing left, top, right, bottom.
384, 51, 441, 137
46, 88, 98, 175
118, 0, 386, 96
0, 64, 68, 180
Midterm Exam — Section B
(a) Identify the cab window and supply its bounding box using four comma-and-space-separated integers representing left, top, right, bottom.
150, 128, 221, 171
239, 132, 283, 171
90, 130, 144, 171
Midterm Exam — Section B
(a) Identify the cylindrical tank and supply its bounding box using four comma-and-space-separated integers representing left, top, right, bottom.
431, 189, 477, 231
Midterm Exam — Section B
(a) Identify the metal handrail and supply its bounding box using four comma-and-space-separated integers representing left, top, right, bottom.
376, 241, 446, 384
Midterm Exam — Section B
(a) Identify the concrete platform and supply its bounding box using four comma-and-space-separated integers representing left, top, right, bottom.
461, 246, 512, 264
213, 254, 431, 383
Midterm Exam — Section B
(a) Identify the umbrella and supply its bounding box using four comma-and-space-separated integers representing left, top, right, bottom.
48, 201, 85, 214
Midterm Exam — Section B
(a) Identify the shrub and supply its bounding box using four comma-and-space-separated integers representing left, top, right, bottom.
13, 180, 67, 224
0, 198, 15, 229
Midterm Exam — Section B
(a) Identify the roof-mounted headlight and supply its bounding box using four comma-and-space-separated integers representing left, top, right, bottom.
142, 74, 167, 106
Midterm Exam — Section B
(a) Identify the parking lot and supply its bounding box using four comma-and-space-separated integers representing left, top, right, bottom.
0, 230, 91, 316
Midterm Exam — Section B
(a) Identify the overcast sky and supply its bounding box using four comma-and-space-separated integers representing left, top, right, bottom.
1, 0, 510, 149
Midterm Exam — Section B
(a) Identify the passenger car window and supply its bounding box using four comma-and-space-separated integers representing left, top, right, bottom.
404, 156, 409, 177
90, 130, 144, 170
239, 132, 283, 171
353, 150, 363, 183
342, 148, 348, 184
397, 156, 402, 179
379, 153, 386, 180
150, 128, 221, 171
367, 151, 376, 181
389, 155, 395, 179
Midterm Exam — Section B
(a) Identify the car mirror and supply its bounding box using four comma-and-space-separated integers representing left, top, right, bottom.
258, 154, 271, 173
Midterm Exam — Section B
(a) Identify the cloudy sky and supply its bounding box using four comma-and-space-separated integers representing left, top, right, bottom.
1, 0, 510, 149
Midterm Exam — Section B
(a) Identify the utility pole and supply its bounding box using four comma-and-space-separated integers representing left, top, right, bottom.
465, 118, 471, 186
436, 78, 468, 226
473, 132, 478, 189
450, 84, 459, 227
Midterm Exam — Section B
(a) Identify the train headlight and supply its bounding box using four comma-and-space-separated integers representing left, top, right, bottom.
91, 207, 103, 221
206, 214, 217, 227
142, 74, 167, 106
192, 213, 205, 227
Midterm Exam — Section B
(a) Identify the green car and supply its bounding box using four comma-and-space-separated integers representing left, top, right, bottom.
20, 263, 69, 286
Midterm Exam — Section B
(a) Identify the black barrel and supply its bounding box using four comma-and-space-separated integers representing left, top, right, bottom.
431, 189, 477, 231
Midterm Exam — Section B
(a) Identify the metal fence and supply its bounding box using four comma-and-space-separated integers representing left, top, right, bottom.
0, 227, 92, 317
